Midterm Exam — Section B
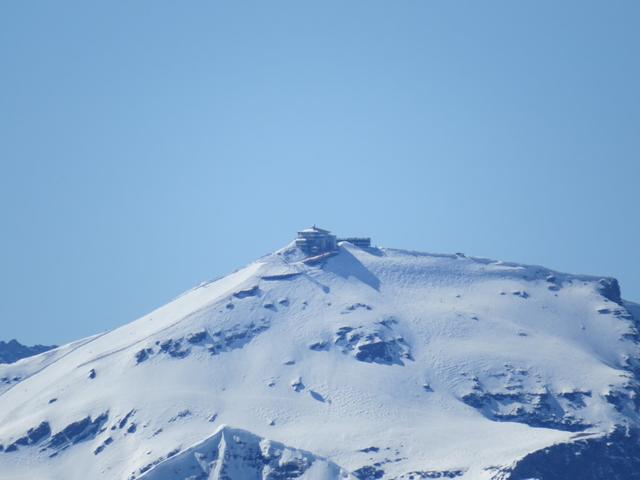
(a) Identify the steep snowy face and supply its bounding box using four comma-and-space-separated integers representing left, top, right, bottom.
0, 242, 638, 480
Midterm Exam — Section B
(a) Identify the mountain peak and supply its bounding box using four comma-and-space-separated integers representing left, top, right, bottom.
0, 243, 638, 479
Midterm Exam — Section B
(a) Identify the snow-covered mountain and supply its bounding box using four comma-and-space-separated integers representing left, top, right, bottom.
0, 340, 56, 365
1, 233, 639, 480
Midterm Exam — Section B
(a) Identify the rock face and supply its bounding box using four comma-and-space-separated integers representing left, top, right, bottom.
3, 413, 109, 456
0, 240, 639, 479
308, 316, 413, 367
493, 428, 640, 480
0, 339, 56, 364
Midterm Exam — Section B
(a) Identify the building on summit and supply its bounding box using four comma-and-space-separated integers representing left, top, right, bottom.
295, 226, 371, 255
338, 237, 371, 248
295, 226, 337, 255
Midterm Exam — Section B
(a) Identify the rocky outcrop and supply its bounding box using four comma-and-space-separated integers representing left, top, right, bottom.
493, 428, 640, 480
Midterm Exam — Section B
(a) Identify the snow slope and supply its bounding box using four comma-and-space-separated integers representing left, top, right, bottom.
0, 240, 638, 480
0, 337, 94, 396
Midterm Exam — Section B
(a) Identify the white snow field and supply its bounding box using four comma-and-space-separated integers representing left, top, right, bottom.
0, 240, 639, 480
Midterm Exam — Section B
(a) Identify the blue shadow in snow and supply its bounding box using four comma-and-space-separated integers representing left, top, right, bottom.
323, 247, 380, 291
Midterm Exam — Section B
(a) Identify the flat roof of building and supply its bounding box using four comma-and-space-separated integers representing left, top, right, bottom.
299, 226, 332, 234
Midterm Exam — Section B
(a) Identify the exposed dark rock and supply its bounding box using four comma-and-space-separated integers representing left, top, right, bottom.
461, 389, 591, 432
94, 437, 113, 455
135, 348, 154, 364
604, 384, 640, 414
355, 340, 407, 364
359, 446, 380, 453
334, 324, 412, 366
159, 339, 190, 359
354, 465, 385, 479
207, 320, 270, 356
291, 377, 305, 392
166, 447, 180, 458
378, 317, 399, 329
136, 319, 269, 364
118, 410, 136, 429
342, 303, 373, 313
138, 457, 163, 475
0, 339, 56, 364
496, 428, 640, 480
186, 330, 208, 344
27, 422, 51, 444
309, 341, 330, 351
168, 410, 191, 422
309, 322, 413, 366
47, 412, 109, 450
598, 278, 623, 305
233, 285, 260, 299
4, 422, 52, 452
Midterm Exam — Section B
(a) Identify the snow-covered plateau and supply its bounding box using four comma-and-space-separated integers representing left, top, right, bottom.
1, 237, 639, 480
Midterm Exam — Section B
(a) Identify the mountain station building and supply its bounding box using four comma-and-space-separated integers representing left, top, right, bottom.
296, 226, 371, 255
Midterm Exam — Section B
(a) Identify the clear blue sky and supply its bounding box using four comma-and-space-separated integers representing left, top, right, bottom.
1, 1, 638, 345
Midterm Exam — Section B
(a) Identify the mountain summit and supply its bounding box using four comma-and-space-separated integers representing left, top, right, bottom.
1, 229, 639, 480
